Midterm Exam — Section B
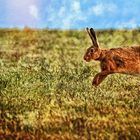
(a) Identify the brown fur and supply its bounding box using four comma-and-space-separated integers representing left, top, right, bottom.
84, 28, 140, 86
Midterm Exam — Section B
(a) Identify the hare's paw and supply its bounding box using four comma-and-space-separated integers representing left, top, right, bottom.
92, 75, 100, 86
92, 80, 98, 86
92, 73, 108, 86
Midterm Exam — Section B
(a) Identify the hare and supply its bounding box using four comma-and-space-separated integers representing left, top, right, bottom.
84, 28, 140, 86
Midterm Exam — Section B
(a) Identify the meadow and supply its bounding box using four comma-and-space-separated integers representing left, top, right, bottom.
0, 28, 140, 139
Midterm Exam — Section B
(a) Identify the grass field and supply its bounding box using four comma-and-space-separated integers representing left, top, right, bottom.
0, 28, 140, 139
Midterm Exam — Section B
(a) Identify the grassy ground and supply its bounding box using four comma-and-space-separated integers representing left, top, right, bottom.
0, 28, 140, 139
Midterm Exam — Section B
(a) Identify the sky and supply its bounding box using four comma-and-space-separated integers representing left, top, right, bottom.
0, 0, 140, 29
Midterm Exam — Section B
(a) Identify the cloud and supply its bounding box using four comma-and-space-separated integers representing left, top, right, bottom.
46, 1, 118, 29
3, 0, 139, 29
61, 1, 86, 29
62, 18, 71, 29
29, 5, 39, 19
92, 3, 117, 16
46, 0, 86, 29
5, 0, 40, 27
92, 3, 104, 16
72, 1, 81, 14
116, 19, 138, 28
58, 6, 65, 17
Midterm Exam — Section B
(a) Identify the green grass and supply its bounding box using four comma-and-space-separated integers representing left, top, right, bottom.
0, 28, 140, 139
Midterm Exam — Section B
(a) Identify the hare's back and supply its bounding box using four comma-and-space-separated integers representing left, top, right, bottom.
112, 46, 140, 74
110, 46, 140, 59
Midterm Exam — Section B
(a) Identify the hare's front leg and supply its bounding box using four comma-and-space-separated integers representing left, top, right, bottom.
92, 71, 111, 86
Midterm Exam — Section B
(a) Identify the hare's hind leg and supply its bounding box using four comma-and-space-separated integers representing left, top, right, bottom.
92, 71, 112, 86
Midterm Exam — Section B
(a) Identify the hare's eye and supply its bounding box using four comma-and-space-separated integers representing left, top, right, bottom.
90, 49, 94, 53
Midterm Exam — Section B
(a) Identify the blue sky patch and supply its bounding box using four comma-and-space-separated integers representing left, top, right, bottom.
0, 0, 140, 29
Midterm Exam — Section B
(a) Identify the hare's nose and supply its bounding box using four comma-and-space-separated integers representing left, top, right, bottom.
84, 55, 89, 61
84, 55, 87, 60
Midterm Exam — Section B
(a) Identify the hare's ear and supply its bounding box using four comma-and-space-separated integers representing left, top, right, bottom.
90, 28, 99, 48
86, 27, 96, 46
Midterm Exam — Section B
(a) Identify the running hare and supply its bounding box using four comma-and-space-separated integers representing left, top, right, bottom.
84, 28, 140, 86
